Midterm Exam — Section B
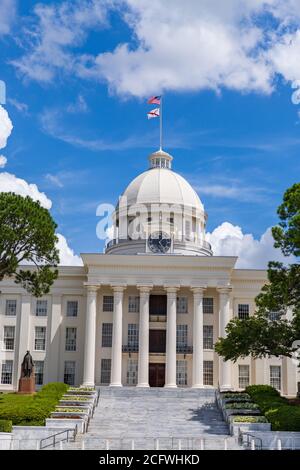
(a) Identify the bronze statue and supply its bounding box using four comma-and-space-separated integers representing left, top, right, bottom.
21, 350, 34, 378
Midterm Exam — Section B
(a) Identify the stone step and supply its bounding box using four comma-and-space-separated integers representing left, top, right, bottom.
98, 386, 216, 399
64, 387, 239, 451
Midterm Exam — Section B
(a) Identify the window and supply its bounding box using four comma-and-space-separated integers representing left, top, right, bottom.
103, 295, 114, 312
36, 300, 48, 316
176, 360, 187, 386
66, 301, 78, 317
5, 300, 17, 316
64, 361, 75, 386
1, 360, 13, 384
176, 325, 188, 352
184, 219, 192, 240
238, 365, 250, 389
128, 296, 140, 313
65, 327, 77, 351
102, 323, 113, 347
203, 325, 213, 350
203, 361, 213, 386
35, 326, 46, 351
3, 326, 15, 350
101, 359, 111, 384
127, 359, 138, 385
238, 304, 249, 319
203, 298, 214, 314
35, 361, 44, 386
128, 324, 139, 351
177, 296, 188, 314
269, 311, 281, 321
270, 366, 281, 390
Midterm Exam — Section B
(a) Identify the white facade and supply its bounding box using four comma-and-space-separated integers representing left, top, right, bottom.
0, 150, 297, 395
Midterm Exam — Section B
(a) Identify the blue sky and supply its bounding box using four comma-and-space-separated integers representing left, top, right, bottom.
0, 0, 300, 266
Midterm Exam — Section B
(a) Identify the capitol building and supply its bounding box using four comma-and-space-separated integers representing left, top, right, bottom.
0, 150, 297, 395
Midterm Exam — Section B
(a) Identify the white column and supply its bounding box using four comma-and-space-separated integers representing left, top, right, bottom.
165, 287, 178, 388
46, 295, 62, 383
137, 286, 151, 387
14, 295, 31, 389
83, 285, 98, 387
218, 287, 232, 390
192, 287, 205, 388
110, 286, 125, 387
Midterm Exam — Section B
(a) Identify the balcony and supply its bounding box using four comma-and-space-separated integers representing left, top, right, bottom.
149, 315, 167, 323
122, 345, 139, 353
176, 345, 193, 354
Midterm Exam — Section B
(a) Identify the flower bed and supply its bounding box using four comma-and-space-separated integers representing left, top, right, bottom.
232, 415, 268, 423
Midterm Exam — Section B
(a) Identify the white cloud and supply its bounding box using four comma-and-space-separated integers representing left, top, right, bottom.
0, 172, 52, 209
206, 222, 295, 269
12, 0, 111, 82
0, 105, 13, 150
8, 98, 29, 114
56, 233, 83, 266
12, 0, 300, 97
0, 155, 7, 168
0, 0, 16, 36
66, 95, 88, 113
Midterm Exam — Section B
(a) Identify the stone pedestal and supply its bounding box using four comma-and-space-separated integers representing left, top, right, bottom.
18, 375, 35, 394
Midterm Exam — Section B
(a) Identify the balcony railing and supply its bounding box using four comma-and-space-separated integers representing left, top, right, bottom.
122, 345, 139, 353
149, 315, 167, 322
176, 346, 193, 354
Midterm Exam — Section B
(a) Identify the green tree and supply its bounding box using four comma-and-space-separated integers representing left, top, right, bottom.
0, 192, 59, 296
215, 183, 300, 364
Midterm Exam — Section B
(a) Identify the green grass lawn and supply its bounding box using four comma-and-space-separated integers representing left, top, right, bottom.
0, 382, 68, 428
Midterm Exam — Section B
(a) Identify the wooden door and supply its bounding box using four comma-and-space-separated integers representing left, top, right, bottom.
149, 295, 167, 316
149, 329, 166, 353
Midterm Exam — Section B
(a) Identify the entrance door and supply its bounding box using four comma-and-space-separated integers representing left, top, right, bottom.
149, 363, 165, 387
149, 295, 167, 316
149, 329, 166, 353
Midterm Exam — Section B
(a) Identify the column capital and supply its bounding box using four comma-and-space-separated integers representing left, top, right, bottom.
164, 286, 179, 294
111, 284, 126, 293
84, 284, 100, 293
137, 284, 153, 294
217, 286, 232, 295
191, 286, 206, 295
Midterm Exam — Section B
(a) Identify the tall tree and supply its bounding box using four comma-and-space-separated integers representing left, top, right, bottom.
215, 183, 300, 364
0, 192, 59, 296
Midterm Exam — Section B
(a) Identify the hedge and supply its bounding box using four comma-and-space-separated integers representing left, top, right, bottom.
232, 416, 268, 423
0, 382, 69, 427
246, 385, 300, 431
0, 420, 12, 432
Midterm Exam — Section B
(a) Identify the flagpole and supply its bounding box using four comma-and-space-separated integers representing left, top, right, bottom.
160, 95, 163, 151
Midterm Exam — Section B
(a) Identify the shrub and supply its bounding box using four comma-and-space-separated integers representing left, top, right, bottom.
245, 384, 300, 431
222, 393, 250, 400
246, 385, 280, 398
232, 416, 268, 423
265, 406, 300, 431
225, 402, 260, 410
0, 382, 69, 426
0, 419, 12, 432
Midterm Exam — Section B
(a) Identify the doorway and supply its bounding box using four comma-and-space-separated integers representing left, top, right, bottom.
149, 295, 167, 316
149, 363, 165, 387
149, 329, 166, 353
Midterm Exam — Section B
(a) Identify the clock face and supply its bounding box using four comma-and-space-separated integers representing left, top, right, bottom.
148, 231, 171, 254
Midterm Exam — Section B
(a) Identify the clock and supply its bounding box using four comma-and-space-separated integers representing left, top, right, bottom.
148, 231, 171, 254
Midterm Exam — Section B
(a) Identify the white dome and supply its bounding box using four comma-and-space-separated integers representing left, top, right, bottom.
122, 168, 204, 211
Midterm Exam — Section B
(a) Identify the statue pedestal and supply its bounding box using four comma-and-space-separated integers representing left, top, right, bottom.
18, 376, 35, 394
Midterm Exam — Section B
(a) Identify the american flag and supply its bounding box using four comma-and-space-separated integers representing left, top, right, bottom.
147, 108, 160, 119
147, 95, 161, 105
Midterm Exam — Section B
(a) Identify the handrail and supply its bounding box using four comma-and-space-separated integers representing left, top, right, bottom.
238, 430, 263, 450
40, 426, 77, 450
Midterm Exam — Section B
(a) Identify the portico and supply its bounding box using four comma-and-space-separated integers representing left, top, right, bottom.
81, 253, 239, 389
